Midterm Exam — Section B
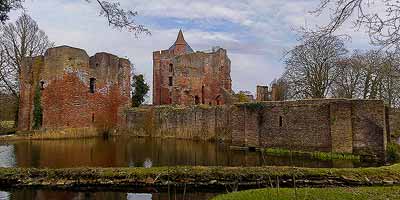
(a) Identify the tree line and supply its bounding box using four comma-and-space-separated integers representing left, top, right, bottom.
279, 30, 400, 108
276, 0, 400, 108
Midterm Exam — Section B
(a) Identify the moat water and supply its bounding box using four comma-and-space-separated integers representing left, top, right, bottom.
0, 136, 372, 168
0, 136, 381, 200
0, 189, 219, 200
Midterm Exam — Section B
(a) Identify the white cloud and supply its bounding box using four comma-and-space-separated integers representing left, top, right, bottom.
7, 0, 377, 99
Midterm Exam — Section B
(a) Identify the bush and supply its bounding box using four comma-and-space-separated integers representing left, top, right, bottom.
387, 142, 400, 163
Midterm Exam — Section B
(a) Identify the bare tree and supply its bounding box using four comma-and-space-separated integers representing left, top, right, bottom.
282, 31, 348, 99
331, 54, 363, 98
313, 0, 400, 48
1, 0, 150, 36
358, 50, 386, 99
0, 13, 54, 98
330, 49, 400, 107
0, 0, 23, 22
270, 78, 289, 101
377, 51, 400, 107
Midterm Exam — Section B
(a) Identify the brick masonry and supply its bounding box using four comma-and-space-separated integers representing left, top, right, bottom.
18, 46, 131, 132
124, 99, 389, 160
153, 30, 232, 106
123, 106, 232, 141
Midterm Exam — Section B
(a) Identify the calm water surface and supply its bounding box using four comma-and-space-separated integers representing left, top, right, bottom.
0, 136, 383, 200
0, 136, 368, 168
0, 189, 218, 200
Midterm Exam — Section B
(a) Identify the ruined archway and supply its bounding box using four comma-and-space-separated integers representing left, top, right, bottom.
215, 95, 221, 105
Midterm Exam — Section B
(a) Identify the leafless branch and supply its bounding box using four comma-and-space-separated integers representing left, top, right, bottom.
313, 0, 400, 48
86, 0, 150, 37
0, 13, 54, 99
282, 30, 348, 99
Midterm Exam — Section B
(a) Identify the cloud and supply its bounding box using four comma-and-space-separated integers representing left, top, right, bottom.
7, 0, 376, 99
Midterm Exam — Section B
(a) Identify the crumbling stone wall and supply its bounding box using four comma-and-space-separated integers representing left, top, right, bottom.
351, 101, 387, 159
153, 31, 232, 106
123, 106, 231, 141
18, 46, 131, 132
125, 99, 388, 160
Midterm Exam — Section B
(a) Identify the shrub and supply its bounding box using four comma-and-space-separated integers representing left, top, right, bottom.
387, 142, 400, 163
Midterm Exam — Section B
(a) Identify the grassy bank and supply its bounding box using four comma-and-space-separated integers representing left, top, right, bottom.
212, 186, 400, 200
264, 148, 360, 161
0, 164, 399, 189
0, 127, 100, 141
0, 121, 15, 135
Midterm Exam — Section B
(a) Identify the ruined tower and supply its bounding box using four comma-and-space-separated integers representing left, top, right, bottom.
256, 86, 269, 101
18, 46, 131, 131
153, 30, 232, 106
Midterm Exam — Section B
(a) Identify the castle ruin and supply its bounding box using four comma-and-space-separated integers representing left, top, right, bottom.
256, 84, 285, 102
153, 30, 232, 106
15, 33, 391, 162
18, 46, 131, 131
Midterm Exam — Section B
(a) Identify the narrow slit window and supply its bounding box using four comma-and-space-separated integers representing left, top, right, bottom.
168, 77, 173, 86
279, 116, 283, 127
169, 63, 173, 73
90, 78, 96, 93
92, 113, 95, 123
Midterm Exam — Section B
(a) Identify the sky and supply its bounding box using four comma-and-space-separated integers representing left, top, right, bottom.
8, 0, 373, 101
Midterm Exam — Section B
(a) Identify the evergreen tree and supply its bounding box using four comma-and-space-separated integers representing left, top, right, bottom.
131, 74, 149, 107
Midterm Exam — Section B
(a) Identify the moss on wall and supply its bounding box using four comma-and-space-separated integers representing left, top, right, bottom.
32, 86, 42, 130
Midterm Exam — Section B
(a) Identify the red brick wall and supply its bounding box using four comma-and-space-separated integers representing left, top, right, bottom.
18, 46, 130, 131
152, 48, 232, 106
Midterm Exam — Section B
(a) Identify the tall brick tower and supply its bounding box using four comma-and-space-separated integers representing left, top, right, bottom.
153, 30, 232, 106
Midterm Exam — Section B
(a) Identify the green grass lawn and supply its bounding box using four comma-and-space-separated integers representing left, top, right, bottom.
212, 186, 400, 200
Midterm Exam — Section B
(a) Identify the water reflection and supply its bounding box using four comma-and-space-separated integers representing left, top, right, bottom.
0, 191, 10, 200
0, 136, 368, 168
127, 193, 151, 200
0, 190, 217, 200
0, 145, 15, 167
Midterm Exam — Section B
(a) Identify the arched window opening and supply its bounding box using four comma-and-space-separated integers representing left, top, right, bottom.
215, 95, 221, 105
169, 63, 173, 73
195, 96, 200, 105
